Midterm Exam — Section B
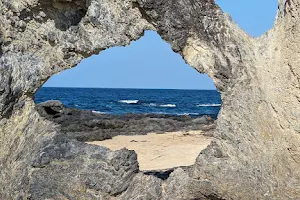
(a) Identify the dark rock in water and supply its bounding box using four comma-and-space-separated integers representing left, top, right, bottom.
36, 100, 216, 142
36, 100, 64, 116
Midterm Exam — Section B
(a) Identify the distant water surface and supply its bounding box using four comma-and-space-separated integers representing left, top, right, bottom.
35, 88, 221, 119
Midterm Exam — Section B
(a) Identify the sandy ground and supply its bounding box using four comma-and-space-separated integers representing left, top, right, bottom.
87, 130, 212, 171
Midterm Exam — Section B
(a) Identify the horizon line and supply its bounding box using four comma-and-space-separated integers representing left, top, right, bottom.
41, 86, 218, 91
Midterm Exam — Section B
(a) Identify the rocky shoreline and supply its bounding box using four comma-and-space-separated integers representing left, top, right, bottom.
36, 100, 217, 142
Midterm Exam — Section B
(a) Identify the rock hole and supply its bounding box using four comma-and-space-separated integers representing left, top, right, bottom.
34, 31, 222, 171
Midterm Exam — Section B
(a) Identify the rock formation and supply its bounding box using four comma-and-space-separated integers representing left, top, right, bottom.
1, 0, 300, 199
36, 100, 215, 141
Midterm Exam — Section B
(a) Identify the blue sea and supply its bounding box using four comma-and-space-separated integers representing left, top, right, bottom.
35, 88, 221, 119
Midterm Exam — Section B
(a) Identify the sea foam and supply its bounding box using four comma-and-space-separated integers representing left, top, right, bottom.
118, 100, 139, 104
160, 104, 176, 108
177, 112, 199, 116
92, 110, 106, 114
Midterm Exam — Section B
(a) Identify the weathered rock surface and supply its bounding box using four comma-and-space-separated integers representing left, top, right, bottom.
1, 0, 300, 199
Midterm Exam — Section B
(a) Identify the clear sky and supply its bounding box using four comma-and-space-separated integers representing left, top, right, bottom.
43, 1, 278, 90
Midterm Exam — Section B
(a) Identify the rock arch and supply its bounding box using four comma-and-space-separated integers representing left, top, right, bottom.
1, 0, 300, 199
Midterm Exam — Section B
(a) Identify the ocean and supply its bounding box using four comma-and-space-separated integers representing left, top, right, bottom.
34, 87, 221, 119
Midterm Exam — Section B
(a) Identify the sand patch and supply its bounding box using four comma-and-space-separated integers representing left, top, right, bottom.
87, 130, 212, 171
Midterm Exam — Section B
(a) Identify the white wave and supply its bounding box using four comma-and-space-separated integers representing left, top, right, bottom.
197, 103, 221, 107
160, 104, 176, 108
148, 103, 157, 107
177, 113, 199, 116
118, 100, 139, 104
92, 110, 106, 114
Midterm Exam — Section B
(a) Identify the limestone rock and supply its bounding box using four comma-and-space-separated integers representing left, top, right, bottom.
1, 0, 300, 199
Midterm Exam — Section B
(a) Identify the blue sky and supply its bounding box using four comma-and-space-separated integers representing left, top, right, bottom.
44, 1, 278, 90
